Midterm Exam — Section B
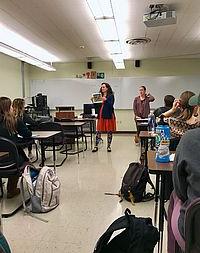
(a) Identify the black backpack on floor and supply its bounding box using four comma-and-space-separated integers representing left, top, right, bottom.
119, 162, 155, 203
93, 208, 159, 253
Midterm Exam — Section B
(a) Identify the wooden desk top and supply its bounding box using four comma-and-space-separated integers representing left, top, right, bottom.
139, 131, 157, 139
148, 151, 173, 172
0, 152, 9, 158
32, 131, 61, 139
59, 122, 86, 127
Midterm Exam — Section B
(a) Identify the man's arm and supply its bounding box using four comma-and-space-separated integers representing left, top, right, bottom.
147, 93, 155, 102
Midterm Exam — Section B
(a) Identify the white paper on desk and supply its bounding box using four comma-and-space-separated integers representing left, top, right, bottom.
169, 154, 175, 162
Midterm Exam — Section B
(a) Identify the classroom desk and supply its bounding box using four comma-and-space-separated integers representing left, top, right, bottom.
139, 131, 157, 166
148, 150, 173, 253
72, 118, 96, 149
54, 117, 96, 149
58, 122, 87, 163
32, 131, 61, 169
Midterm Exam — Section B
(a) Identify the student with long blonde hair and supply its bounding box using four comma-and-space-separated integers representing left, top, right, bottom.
12, 98, 37, 158
0, 97, 31, 198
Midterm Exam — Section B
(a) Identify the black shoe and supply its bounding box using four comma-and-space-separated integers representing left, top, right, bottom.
92, 146, 98, 152
107, 146, 111, 152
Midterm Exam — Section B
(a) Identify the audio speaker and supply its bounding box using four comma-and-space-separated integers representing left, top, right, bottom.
135, 60, 140, 68
87, 62, 93, 69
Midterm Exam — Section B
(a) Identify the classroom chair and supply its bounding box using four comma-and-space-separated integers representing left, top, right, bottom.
38, 122, 68, 167
0, 137, 28, 217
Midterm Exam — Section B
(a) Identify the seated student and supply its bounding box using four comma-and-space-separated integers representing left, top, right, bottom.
162, 91, 200, 139
153, 94, 175, 118
12, 98, 38, 159
160, 91, 199, 200
168, 94, 200, 253
0, 97, 32, 198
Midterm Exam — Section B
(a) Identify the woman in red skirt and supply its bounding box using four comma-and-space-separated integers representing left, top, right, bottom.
92, 82, 116, 152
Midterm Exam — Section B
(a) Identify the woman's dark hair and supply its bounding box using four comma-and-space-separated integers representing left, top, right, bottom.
0, 97, 16, 133
140, 85, 146, 91
178, 91, 195, 121
164, 95, 175, 108
100, 82, 114, 97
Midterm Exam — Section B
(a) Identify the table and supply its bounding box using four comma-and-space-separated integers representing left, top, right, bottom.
148, 150, 173, 253
74, 118, 96, 149
58, 122, 87, 163
32, 131, 61, 169
139, 131, 157, 166
55, 118, 96, 149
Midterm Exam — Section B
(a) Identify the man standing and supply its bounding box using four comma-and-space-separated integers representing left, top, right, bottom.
133, 86, 155, 143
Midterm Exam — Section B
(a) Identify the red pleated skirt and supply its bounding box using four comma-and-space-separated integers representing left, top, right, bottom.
96, 105, 116, 132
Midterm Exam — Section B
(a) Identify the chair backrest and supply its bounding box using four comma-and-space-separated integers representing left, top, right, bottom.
185, 198, 200, 253
0, 137, 20, 174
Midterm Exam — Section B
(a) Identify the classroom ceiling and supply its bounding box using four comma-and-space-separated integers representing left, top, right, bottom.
0, 0, 200, 63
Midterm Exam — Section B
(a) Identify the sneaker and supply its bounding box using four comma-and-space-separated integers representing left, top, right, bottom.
107, 146, 111, 152
7, 188, 20, 199
92, 146, 98, 152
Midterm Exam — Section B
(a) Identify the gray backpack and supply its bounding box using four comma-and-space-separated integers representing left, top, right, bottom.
21, 165, 60, 213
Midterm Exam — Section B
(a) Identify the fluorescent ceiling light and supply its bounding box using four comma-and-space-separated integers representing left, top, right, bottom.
0, 23, 59, 62
96, 18, 118, 41
111, 53, 124, 62
0, 42, 56, 71
113, 61, 125, 69
86, 0, 113, 18
104, 40, 121, 54
86, 0, 125, 69
111, 53, 125, 69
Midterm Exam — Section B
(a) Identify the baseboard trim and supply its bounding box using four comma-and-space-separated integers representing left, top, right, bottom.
114, 131, 136, 134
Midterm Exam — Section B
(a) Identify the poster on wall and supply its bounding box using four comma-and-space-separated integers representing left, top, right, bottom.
97, 72, 105, 79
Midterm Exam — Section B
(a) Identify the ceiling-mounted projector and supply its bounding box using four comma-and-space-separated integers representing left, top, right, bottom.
143, 10, 176, 27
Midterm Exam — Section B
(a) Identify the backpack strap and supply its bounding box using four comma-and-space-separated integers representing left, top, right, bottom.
21, 165, 35, 195
93, 209, 133, 253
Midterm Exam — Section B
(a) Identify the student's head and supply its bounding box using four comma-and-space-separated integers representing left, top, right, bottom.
164, 95, 175, 108
139, 86, 146, 96
189, 93, 200, 121
0, 97, 16, 132
100, 83, 113, 96
178, 91, 195, 121
12, 98, 25, 118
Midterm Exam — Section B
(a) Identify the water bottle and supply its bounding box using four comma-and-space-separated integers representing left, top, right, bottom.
148, 112, 156, 132
155, 124, 170, 163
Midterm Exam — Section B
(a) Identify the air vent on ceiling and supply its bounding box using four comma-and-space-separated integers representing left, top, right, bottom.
125, 37, 151, 45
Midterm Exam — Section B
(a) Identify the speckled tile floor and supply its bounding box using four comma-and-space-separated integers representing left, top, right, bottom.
2, 134, 167, 253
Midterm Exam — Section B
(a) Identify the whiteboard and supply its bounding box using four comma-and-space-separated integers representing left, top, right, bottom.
30, 76, 200, 109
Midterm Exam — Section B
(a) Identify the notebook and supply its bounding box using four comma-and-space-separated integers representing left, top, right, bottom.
92, 93, 102, 103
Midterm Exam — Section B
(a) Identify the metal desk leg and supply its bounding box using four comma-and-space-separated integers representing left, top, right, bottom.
52, 136, 56, 170
90, 121, 93, 149
154, 174, 160, 226
145, 138, 148, 167
76, 127, 80, 164
40, 140, 45, 167
158, 173, 166, 253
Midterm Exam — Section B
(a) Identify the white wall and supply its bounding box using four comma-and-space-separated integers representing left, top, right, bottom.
1, 56, 200, 131
0, 53, 30, 99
